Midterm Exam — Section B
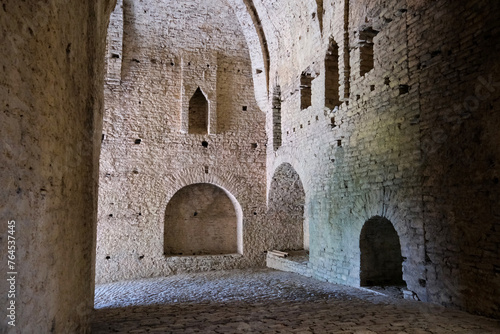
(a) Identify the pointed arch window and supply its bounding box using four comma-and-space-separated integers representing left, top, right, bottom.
188, 87, 208, 134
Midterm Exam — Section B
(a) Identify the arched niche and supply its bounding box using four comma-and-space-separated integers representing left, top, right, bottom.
188, 87, 209, 134
267, 163, 307, 250
360, 216, 406, 287
164, 183, 242, 256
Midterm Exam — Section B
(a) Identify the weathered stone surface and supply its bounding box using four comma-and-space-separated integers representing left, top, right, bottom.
0, 1, 114, 333
263, 0, 500, 318
95, 0, 269, 284
1, 0, 499, 332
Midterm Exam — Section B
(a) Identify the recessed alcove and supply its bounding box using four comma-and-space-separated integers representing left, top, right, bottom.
188, 87, 209, 134
164, 183, 240, 256
325, 39, 340, 109
300, 71, 314, 110
267, 163, 307, 250
359, 27, 379, 76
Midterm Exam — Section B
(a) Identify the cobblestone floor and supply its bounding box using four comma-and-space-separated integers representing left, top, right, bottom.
93, 268, 500, 333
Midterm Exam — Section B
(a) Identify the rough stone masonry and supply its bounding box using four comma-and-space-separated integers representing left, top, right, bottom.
0, 0, 499, 333
96, 0, 500, 320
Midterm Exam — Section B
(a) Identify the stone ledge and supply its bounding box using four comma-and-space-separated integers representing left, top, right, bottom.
266, 250, 312, 277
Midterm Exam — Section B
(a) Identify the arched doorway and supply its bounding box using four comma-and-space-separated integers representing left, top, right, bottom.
267, 163, 306, 250
360, 216, 405, 287
164, 183, 239, 256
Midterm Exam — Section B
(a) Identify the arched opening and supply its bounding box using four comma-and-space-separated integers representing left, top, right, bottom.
164, 183, 239, 256
360, 216, 405, 287
267, 163, 307, 250
325, 39, 340, 109
188, 87, 208, 134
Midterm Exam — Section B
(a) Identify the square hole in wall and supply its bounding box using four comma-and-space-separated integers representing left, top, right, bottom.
242, 106, 247, 111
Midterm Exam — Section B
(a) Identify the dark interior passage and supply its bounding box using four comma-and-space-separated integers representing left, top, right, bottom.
360, 216, 405, 287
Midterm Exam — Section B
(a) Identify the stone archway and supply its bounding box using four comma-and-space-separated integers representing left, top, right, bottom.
360, 216, 405, 287
267, 163, 306, 251
164, 183, 239, 256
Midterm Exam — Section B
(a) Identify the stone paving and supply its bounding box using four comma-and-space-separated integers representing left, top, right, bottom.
93, 269, 500, 333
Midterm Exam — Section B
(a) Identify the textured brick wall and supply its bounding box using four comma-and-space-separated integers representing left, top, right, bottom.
262, 0, 500, 317
0, 1, 113, 332
1, 0, 499, 327
410, 0, 500, 317
96, 0, 269, 284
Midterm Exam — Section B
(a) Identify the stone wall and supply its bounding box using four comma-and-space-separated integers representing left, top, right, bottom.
0, 0, 113, 332
262, 0, 500, 318
95, 0, 269, 283
411, 0, 500, 317
1, 0, 498, 330
97, 0, 500, 317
